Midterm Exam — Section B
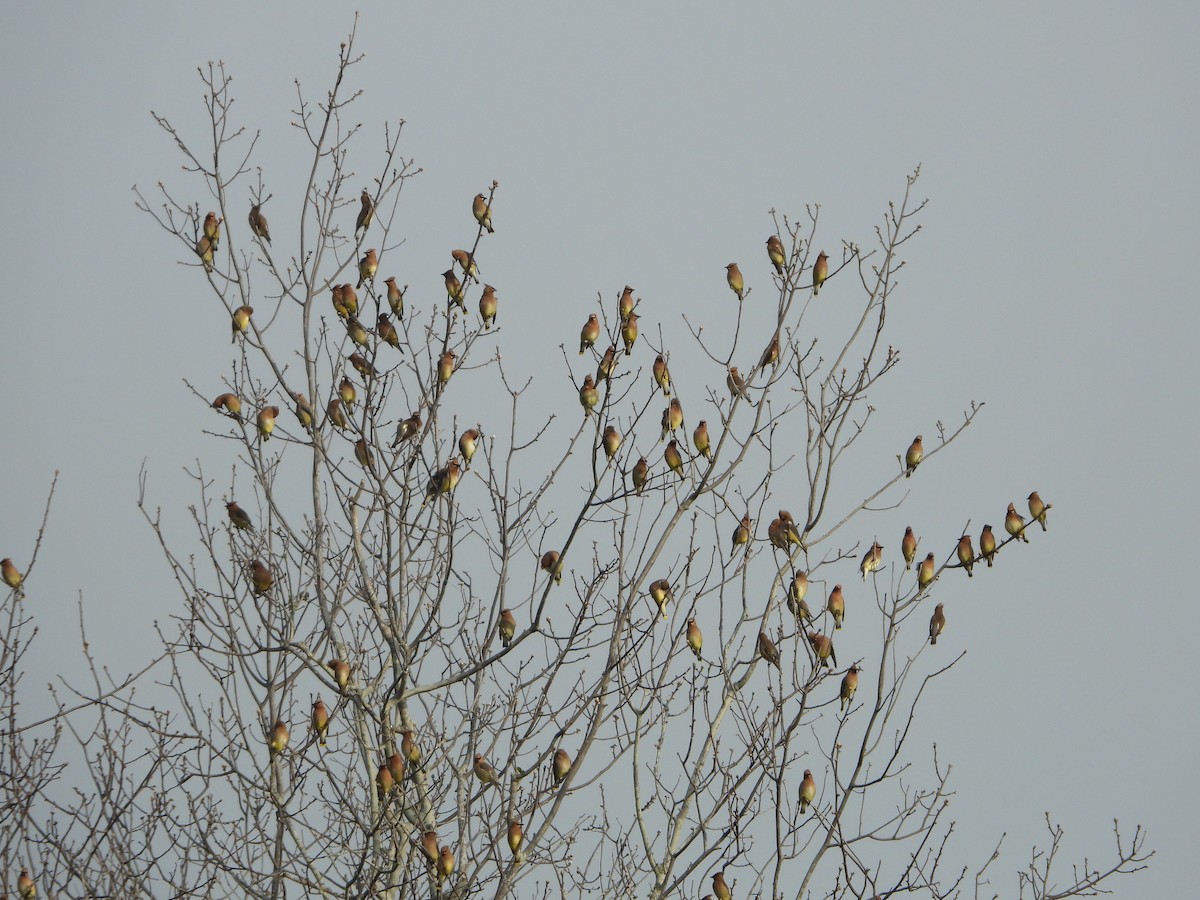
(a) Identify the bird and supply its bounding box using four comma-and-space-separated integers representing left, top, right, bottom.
437, 846, 455, 885
759, 336, 780, 369
255, 406, 280, 441
498, 608, 516, 647
376, 762, 395, 797
355, 189, 373, 237
812, 250, 829, 295
713, 869, 732, 900
1006, 502, 1030, 543
196, 234, 214, 272
579, 375, 599, 416
438, 350, 456, 385
225, 501, 254, 532
249, 560, 273, 595
552, 748, 572, 784
541, 550, 563, 584
1028, 491, 1050, 531
210, 392, 242, 420
459, 428, 481, 469
693, 420, 712, 460
357, 248, 378, 288
726, 263, 744, 301
758, 631, 781, 668
332, 283, 358, 320
473, 753, 498, 785
579, 313, 600, 355
653, 354, 671, 396
376, 314, 400, 349
17, 868, 35, 900
768, 510, 802, 550
618, 285, 635, 321
597, 345, 617, 382
664, 440, 684, 477
326, 398, 349, 431
392, 412, 422, 447
686, 618, 703, 658
268, 719, 289, 754
293, 393, 314, 430
507, 820, 524, 857
929, 603, 946, 645
478, 284, 498, 329
354, 438, 375, 474
956, 535, 975, 577
799, 770, 816, 813
807, 630, 837, 668
384, 276, 405, 319
917, 553, 936, 590
787, 570, 812, 621
452, 248, 479, 282
339, 377, 357, 408
327, 658, 351, 692
420, 830, 440, 865
311, 699, 329, 747
767, 235, 786, 274
726, 366, 748, 401
248, 203, 271, 244
345, 318, 370, 349
203, 211, 221, 250
441, 268, 466, 313
649, 578, 672, 619
662, 398, 684, 438
980, 525, 997, 567
840, 665, 860, 712
2, 558, 24, 591
399, 729, 422, 769
231, 305, 253, 343
730, 514, 752, 556
473, 192, 494, 233
859, 542, 883, 580
630, 456, 649, 495
602, 425, 622, 460
901, 527, 918, 569
827, 584, 846, 629
621, 311, 639, 355
423, 457, 462, 505
904, 435, 924, 477
349, 352, 376, 378
387, 751, 406, 785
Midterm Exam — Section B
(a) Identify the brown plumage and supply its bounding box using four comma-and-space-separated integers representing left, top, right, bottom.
726, 262, 744, 301
423, 457, 462, 505
249, 559, 273, 595
355, 189, 373, 236
766, 235, 785, 274
840, 665, 860, 712
662, 398, 684, 439
438, 350, 457, 385
859, 541, 883, 580
248, 203, 271, 244
812, 250, 829, 295
980, 525, 997, 567
799, 770, 816, 813
211, 392, 242, 420
917, 552, 936, 590
758, 630, 781, 668
901, 526, 918, 569
326, 397, 349, 431
196, 234, 214, 272
451, 248, 479, 281
2, 558, 24, 591
420, 830, 439, 864
713, 869, 732, 900
473, 192, 494, 233
268, 719, 289, 754
602, 424, 622, 460
349, 353, 376, 379
597, 344, 617, 382
664, 439, 684, 477
437, 846, 455, 884
1028, 491, 1050, 531
376, 762, 395, 797
293, 393, 313, 429
929, 603, 946, 645
311, 699, 329, 746
231, 305, 253, 343
1006, 502, 1030, 543
17, 868, 35, 900
459, 428, 481, 469
226, 501, 254, 532
393, 411, 422, 447
621, 311, 639, 355
443, 268, 465, 313
580, 313, 600, 355
653, 354, 671, 396
541, 550, 563, 584
478, 283, 498, 329
693, 420, 712, 460
384, 276, 405, 319
730, 514, 752, 556
507, 820, 524, 856
579, 375, 599, 416
618, 285, 636, 321
956, 534, 975, 577
649, 578, 672, 619
498, 608, 516, 647
327, 658, 351, 692
759, 336, 780, 369
807, 630, 837, 668
552, 748, 572, 783
904, 435, 924, 477
630, 456, 649, 495
356, 248, 377, 289
787, 570, 811, 621
726, 366, 748, 401
376, 314, 400, 349
827, 584, 845, 629
255, 406, 280, 441
473, 753, 498, 785
686, 617, 703, 658
339, 377, 357, 408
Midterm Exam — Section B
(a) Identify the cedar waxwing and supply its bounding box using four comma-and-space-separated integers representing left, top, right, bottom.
327, 658, 350, 692
980, 525, 997, 567
767, 235, 786, 275
618, 285, 635, 321
256, 406, 280, 441
798, 770, 816, 813
248, 203, 271, 244
231, 305, 253, 343
438, 350, 457, 385
929, 603, 946, 645
473, 192, 494, 233
508, 820, 524, 857
693, 420, 712, 460
384, 276, 405, 319
917, 553, 936, 590
812, 250, 829, 295
479, 283, 498, 329
787, 570, 812, 620
17, 868, 35, 900
354, 438, 375, 474
956, 535, 975, 577
332, 283, 358, 320
597, 345, 617, 382
357, 248, 378, 289
713, 870, 732, 900
807, 630, 837, 668
268, 719, 289, 754
649, 578, 672, 619
541, 550, 563, 584
686, 617, 703, 658
226, 500, 254, 532
664, 440, 684, 477
726, 262, 744, 301
758, 630, 781, 668
840, 665, 860, 712
602, 424, 622, 460
653, 354, 671, 396
393, 412, 422, 447
376, 314, 400, 349
1006, 502, 1030, 543
768, 510, 802, 550
552, 748, 572, 783
203, 211, 221, 250
196, 234, 214, 272
401, 728, 421, 766
621, 311, 639, 356
349, 352, 376, 378
355, 189, 373, 237
346, 318, 370, 349
579, 313, 600, 355
579, 374, 599, 416
902, 526, 918, 569
662, 398, 684, 438
2, 558, 24, 593
498, 608, 516, 647
904, 435, 924, 477
249, 560, 272, 595
760, 336, 780, 369
437, 846, 455, 884
211, 392, 242, 420
473, 753, 498, 785
726, 366, 748, 401
859, 542, 883, 580
1028, 491, 1050, 531
293, 393, 313, 429
420, 830, 440, 864
311, 699, 329, 746
423, 457, 462, 504
827, 584, 846, 629
326, 397, 349, 431
388, 751, 406, 784
376, 762, 395, 797
730, 514, 752, 556
451, 248, 479, 282
444, 267, 465, 314
339, 377, 357, 407
631, 456, 649, 495
459, 428, 481, 469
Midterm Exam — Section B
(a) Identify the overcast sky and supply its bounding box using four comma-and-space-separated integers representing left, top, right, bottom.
1, 2, 1196, 896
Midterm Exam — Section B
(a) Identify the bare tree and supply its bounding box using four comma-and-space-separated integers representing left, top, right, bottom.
3, 21, 1151, 900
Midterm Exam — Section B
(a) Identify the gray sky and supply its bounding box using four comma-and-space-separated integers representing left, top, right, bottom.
1, 1, 1195, 895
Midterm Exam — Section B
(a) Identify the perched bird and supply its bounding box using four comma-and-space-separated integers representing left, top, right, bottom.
211, 392, 242, 420
597, 345, 617, 382
226, 501, 254, 532
349, 352, 376, 378
249, 560, 273, 595
332, 283, 358, 320
579, 374, 599, 416
552, 748, 572, 783
662, 398, 684, 438
812, 250, 829, 295
653, 354, 671, 396
451, 248, 479, 281
759, 336, 780, 369
339, 377, 357, 407
357, 248, 378, 289
376, 314, 400, 349
376, 762, 395, 797
726, 262, 744, 301
929, 603, 946, 645
956, 535, 975, 577
827, 584, 846, 629
758, 630, 781, 668
1006, 502, 1030, 543
507, 820, 524, 857
713, 870, 732, 900
437, 846, 455, 884
686, 617, 703, 658
621, 311, 639, 355
787, 570, 812, 620
326, 397, 349, 431
1028, 491, 1050, 531
355, 189, 373, 237
693, 420, 712, 460
196, 234, 214, 272
579, 313, 600, 355
618, 285, 635, 321
726, 366, 748, 401
384, 276, 405, 319
798, 770, 816, 813
917, 553, 936, 590
840, 665, 860, 712
473, 753, 498, 785
980, 525, 997, 567
649, 578, 672, 619
268, 719, 289, 754
498, 608, 516, 647
327, 658, 351, 692
664, 439, 684, 477
768, 510, 802, 550
859, 542, 883, 580
730, 514, 752, 556
231, 305, 253, 343
248, 203, 271, 244
420, 830, 440, 865
807, 630, 837, 668
203, 211, 221, 250
392, 411, 422, 447
901, 526, 918, 570
293, 393, 314, 430
438, 350, 456, 385
256, 406, 280, 441
473, 192, 494, 233
2, 558, 24, 591
766, 235, 786, 275
17, 868, 35, 900
423, 457, 462, 505
345, 318, 370, 349
459, 428, 481, 469
904, 435, 924, 477
401, 728, 422, 766
311, 699, 329, 747
602, 424, 622, 460
630, 456, 649, 495
387, 751, 406, 785
354, 438, 375, 474
541, 550, 563, 584
478, 283, 498, 329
